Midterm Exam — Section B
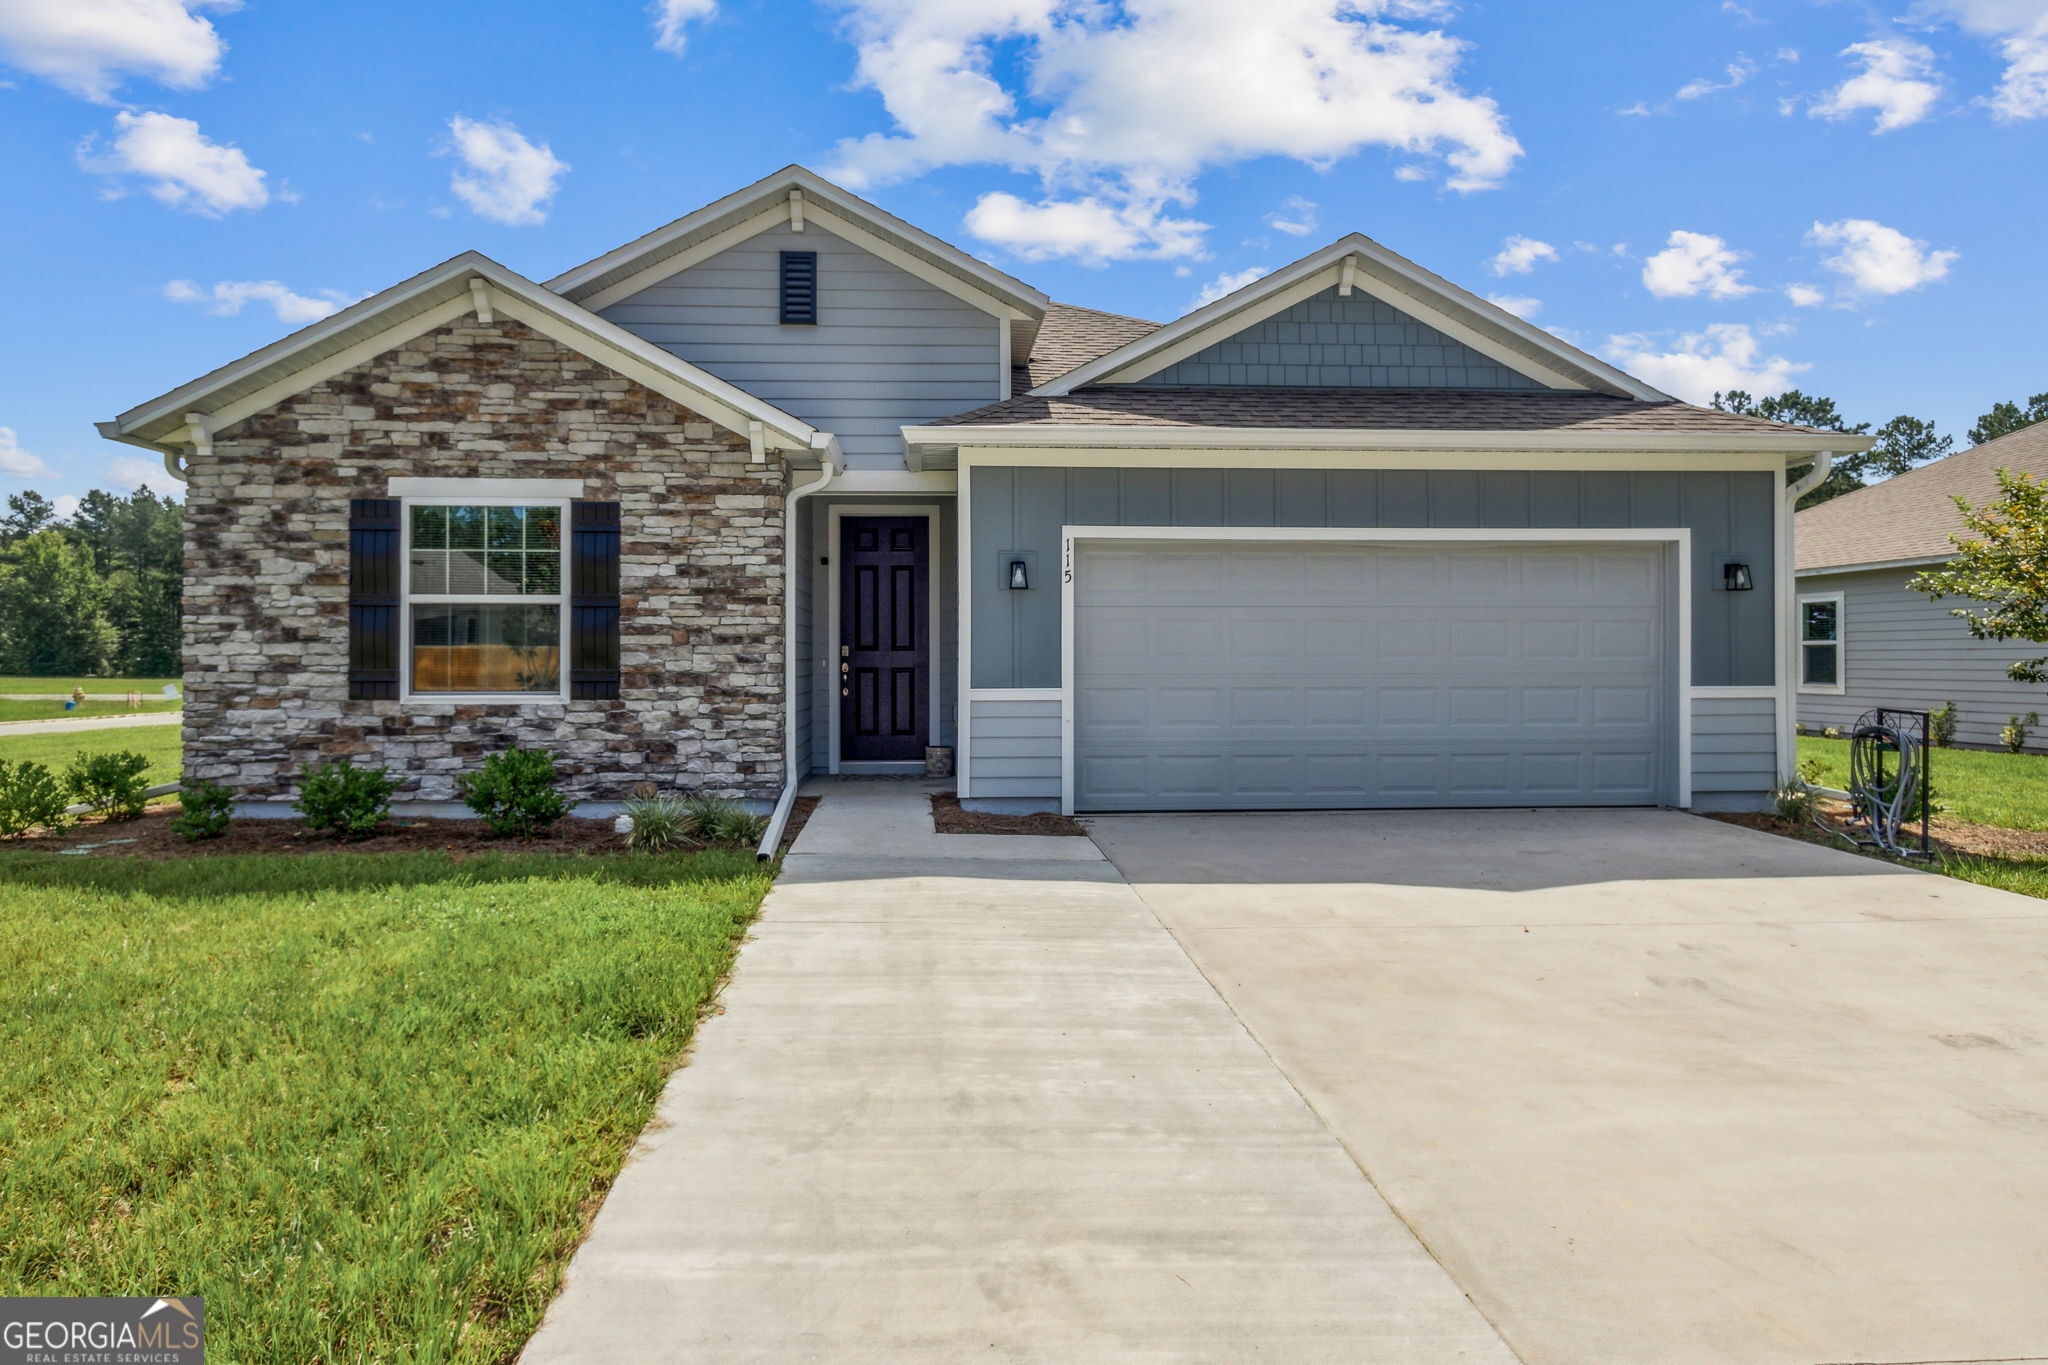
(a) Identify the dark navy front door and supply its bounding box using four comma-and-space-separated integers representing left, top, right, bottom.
840, 516, 929, 762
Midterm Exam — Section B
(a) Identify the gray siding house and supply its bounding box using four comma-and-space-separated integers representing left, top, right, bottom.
99, 166, 1859, 823
1796, 423, 2048, 749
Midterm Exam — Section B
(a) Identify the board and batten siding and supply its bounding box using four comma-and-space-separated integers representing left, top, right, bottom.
1691, 694, 1779, 804
968, 466, 1779, 689
1797, 566, 2048, 750
599, 223, 1004, 469
964, 696, 1062, 799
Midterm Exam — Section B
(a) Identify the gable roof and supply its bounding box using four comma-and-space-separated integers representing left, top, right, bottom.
1020, 302, 1160, 389
545, 165, 1051, 357
98, 252, 830, 468
1798, 421, 2048, 572
1034, 235, 1670, 402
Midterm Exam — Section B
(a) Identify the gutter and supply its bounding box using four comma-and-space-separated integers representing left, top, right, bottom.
756, 434, 843, 861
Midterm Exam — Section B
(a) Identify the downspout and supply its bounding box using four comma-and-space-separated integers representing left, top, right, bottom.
1778, 450, 1833, 787
756, 434, 842, 860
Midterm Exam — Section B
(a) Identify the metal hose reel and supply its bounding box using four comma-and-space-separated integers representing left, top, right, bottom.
1845, 708, 1931, 858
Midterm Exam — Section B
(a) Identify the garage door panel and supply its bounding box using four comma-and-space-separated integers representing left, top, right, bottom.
1073, 540, 1672, 812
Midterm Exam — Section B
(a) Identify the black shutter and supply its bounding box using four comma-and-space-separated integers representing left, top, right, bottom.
569, 500, 621, 700
779, 250, 818, 324
348, 498, 401, 700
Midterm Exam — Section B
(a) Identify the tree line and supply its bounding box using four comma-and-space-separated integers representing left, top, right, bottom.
1712, 388, 2048, 510
0, 488, 181, 677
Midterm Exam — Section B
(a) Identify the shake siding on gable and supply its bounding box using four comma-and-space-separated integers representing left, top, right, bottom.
1138, 286, 1549, 390
598, 223, 1004, 468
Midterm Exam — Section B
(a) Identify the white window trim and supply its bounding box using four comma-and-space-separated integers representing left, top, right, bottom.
1796, 591, 1846, 696
1056, 525, 1694, 816
399, 495, 571, 706
824, 503, 943, 773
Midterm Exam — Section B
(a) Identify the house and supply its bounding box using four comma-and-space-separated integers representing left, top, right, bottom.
1796, 421, 2048, 749
98, 166, 1865, 822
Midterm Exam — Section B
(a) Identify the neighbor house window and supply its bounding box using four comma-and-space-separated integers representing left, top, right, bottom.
1799, 592, 1845, 693
404, 501, 565, 697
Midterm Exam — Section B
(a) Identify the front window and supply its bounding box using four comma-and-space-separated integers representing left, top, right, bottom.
1799, 594, 1844, 693
405, 502, 564, 696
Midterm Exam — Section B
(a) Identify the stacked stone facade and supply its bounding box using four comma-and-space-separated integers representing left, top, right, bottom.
183, 317, 785, 804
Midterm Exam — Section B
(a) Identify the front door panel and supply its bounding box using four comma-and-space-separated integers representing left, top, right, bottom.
840, 516, 929, 762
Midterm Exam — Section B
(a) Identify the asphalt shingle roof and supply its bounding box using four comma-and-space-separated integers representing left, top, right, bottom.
924, 385, 1829, 436
1797, 420, 2048, 571
1019, 303, 1160, 389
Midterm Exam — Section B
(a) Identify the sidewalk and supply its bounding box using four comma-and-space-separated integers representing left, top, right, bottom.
0, 711, 182, 736
522, 779, 1512, 1363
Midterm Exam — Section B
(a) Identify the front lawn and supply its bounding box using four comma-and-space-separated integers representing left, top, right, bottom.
0, 698, 182, 723
1797, 735, 2048, 831
0, 850, 773, 1362
0, 722, 181, 781
0, 675, 180, 695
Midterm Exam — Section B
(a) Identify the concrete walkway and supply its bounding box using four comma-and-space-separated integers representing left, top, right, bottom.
0, 711, 182, 735
523, 780, 1514, 1363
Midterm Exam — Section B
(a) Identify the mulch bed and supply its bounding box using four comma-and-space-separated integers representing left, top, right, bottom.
21, 807, 677, 860
776, 797, 820, 857
1706, 798, 2048, 862
930, 792, 1086, 837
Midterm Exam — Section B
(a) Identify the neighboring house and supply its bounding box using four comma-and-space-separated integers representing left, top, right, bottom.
1796, 422, 2048, 749
99, 166, 1864, 818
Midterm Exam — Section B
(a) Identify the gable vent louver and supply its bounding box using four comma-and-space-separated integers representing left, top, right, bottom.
779, 250, 818, 325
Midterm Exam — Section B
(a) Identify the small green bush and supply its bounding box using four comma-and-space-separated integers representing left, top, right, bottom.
2003, 711, 2039, 754
1796, 756, 1828, 788
295, 760, 398, 839
0, 759, 71, 838
618, 791, 768, 852
1772, 780, 1819, 823
621, 792, 693, 852
170, 779, 234, 841
458, 745, 570, 838
64, 749, 152, 820
1928, 701, 1959, 748
679, 793, 767, 849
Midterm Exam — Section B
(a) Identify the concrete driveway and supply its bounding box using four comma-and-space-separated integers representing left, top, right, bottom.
1088, 808, 2048, 1365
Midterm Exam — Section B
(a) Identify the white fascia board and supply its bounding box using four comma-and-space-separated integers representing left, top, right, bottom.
905, 422, 1856, 456
1794, 554, 1949, 577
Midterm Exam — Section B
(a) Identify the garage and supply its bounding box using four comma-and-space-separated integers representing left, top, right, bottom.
1070, 536, 1677, 812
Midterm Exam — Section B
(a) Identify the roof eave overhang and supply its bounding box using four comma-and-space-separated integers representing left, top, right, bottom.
1796, 554, 1951, 576
904, 422, 1865, 456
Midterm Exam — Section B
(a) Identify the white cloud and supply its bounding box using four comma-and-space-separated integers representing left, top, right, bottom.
963, 191, 1206, 265
1641, 230, 1755, 300
162, 278, 360, 326
77, 109, 270, 215
1810, 38, 1941, 131
1487, 293, 1541, 320
649, 0, 715, 54
1676, 57, 1758, 100
1488, 235, 1557, 276
1808, 217, 1958, 296
1190, 266, 1272, 309
444, 116, 567, 226
108, 455, 183, 497
0, 0, 234, 102
1605, 324, 1809, 404
827, 0, 1522, 263
1265, 195, 1318, 236
1784, 282, 1828, 307
51, 493, 81, 521
1915, 0, 2048, 119
0, 428, 50, 478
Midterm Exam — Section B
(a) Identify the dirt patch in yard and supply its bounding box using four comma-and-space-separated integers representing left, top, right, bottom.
931, 792, 1086, 837
1707, 798, 2048, 861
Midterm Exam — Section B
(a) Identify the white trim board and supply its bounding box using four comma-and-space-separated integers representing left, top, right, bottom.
825, 504, 944, 774
915, 433, 1844, 461
389, 477, 584, 499
1795, 555, 1948, 577
1053, 525, 1695, 815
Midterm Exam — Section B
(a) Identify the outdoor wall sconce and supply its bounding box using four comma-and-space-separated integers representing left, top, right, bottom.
1008, 560, 1030, 590
1723, 562, 1754, 592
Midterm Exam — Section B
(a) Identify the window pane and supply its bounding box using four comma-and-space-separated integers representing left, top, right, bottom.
409, 549, 448, 595
524, 553, 561, 595
1803, 642, 1839, 686
486, 551, 527, 595
411, 505, 447, 549
1802, 601, 1839, 643
444, 548, 488, 595
447, 505, 487, 549
526, 505, 561, 549
488, 505, 525, 549
411, 604, 560, 693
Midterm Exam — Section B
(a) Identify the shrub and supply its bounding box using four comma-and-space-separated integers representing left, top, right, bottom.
295, 760, 398, 839
680, 793, 767, 849
618, 791, 768, 852
458, 745, 570, 838
0, 759, 71, 838
2003, 711, 2039, 754
620, 792, 693, 852
1928, 701, 1959, 748
64, 749, 152, 821
170, 779, 234, 841
1772, 780, 1818, 823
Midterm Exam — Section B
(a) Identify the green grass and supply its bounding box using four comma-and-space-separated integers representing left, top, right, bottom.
1936, 854, 2048, 899
1797, 735, 2048, 831
0, 675, 179, 695
0, 849, 773, 1363
0, 724, 181, 782
0, 698, 182, 723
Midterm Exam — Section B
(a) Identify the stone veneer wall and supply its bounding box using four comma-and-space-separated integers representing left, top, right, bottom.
183, 316, 785, 805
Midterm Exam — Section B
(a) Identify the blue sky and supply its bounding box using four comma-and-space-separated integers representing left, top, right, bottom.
3, 0, 2043, 511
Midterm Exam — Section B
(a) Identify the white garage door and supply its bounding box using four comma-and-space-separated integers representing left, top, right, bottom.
1072, 539, 1674, 812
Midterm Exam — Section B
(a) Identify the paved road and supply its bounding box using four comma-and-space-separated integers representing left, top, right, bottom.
1091, 807, 2048, 1365
0, 711, 182, 736
523, 780, 1513, 1364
